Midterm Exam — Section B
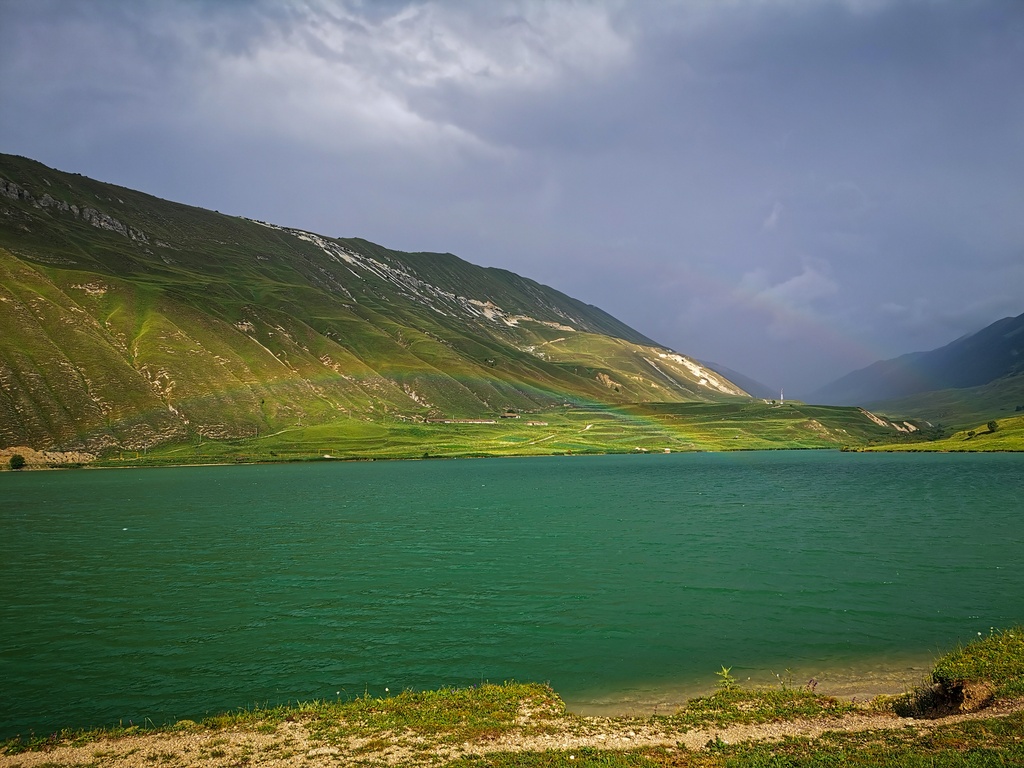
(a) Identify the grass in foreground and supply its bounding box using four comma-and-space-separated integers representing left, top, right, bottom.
445, 712, 1024, 767
0, 682, 562, 756
894, 627, 1024, 717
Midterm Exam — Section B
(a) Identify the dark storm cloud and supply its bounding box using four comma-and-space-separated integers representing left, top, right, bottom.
1, 0, 1022, 393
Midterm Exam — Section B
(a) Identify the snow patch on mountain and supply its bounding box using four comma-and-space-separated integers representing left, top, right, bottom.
658, 352, 746, 395
275, 224, 583, 334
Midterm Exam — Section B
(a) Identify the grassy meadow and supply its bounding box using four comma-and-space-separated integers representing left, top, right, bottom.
82, 400, 939, 468
864, 414, 1024, 453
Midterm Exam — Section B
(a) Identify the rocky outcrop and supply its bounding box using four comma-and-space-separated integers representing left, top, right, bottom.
0, 177, 148, 242
0, 445, 97, 468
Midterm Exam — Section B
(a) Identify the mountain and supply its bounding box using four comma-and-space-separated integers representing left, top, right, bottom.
0, 153, 752, 454
810, 312, 1024, 407
867, 374, 1024, 430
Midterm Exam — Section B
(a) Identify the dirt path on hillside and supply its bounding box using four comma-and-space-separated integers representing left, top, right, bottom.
5, 699, 1022, 768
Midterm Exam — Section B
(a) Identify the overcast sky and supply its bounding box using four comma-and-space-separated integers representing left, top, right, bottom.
2, 0, 1022, 394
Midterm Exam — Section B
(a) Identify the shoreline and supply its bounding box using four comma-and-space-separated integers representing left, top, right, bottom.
4, 682, 1022, 767
6, 442, 1023, 474
569, 663, 933, 718
0, 653, 939, 742
5, 628, 1021, 764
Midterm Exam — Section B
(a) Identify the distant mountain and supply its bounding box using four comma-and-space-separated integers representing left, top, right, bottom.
810, 312, 1024, 406
0, 154, 750, 452
869, 373, 1024, 430
699, 361, 777, 400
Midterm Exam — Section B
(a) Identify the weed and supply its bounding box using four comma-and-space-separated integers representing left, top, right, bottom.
714, 666, 738, 692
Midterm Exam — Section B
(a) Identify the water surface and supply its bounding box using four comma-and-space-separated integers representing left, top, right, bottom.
1, 451, 1022, 736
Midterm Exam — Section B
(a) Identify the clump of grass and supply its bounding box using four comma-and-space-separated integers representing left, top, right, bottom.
933, 627, 1024, 696
669, 686, 856, 729
307, 682, 562, 745
895, 626, 1024, 717
663, 665, 856, 729
1, 682, 562, 755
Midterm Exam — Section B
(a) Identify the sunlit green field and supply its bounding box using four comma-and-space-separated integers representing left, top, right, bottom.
97, 400, 936, 467
866, 414, 1024, 452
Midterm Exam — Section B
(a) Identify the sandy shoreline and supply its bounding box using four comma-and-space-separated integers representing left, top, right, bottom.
567, 656, 934, 717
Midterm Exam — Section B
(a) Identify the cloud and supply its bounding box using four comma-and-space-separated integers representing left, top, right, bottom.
191, 1, 634, 153
733, 260, 840, 341
759, 264, 838, 308
740, 261, 838, 309
0, 0, 635, 157
762, 201, 783, 230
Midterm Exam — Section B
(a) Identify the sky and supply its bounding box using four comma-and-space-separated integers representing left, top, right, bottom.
1, 0, 1022, 395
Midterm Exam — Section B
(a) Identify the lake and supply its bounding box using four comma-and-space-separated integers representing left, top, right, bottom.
1, 451, 1022, 737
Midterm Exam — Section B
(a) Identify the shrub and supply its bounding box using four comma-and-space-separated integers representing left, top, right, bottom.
8, 454, 26, 470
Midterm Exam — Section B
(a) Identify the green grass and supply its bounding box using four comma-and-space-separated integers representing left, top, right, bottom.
892, 627, 1024, 718
668, 687, 858, 729
865, 415, 1024, 452
0, 682, 562, 756
871, 374, 1024, 431
84, 399, 942, 468
933, 628, 1024, 699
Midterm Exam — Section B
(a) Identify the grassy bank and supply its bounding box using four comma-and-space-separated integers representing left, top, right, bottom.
4, 629, 1022, 766
863, 414, 1024, 452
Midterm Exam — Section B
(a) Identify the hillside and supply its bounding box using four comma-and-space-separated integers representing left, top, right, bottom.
871, 373, 1024, 430
810, 312, 1024, 407
698, 360, 777, 400
864, 412, 1024, 452
0, 154, 758, 454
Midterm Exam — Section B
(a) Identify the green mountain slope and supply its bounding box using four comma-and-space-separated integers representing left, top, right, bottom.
1, 154, 754, 454
870, 373, 1024, 430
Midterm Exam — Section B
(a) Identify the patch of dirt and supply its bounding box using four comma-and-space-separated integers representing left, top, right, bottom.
5, 699, 1023, 767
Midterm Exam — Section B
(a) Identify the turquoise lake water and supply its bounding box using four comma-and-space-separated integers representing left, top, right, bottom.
1, 451, 1023, 737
